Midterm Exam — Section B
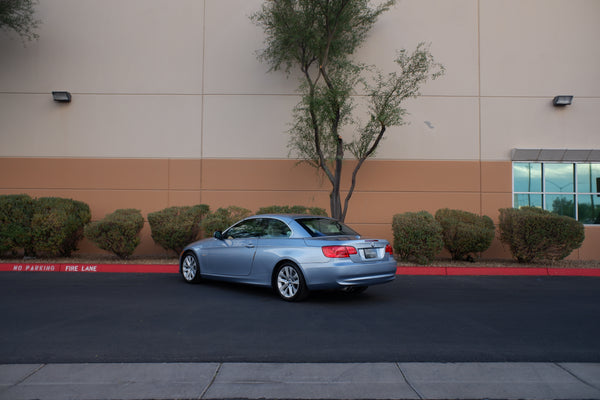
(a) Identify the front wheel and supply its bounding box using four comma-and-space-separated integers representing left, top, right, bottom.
274, 263, 308, 302
181, 252, 201, 283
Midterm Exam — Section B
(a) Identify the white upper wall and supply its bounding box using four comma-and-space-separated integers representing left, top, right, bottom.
480, 0, 600, 97
0, 0, 598, 160
0, 0, 205, 94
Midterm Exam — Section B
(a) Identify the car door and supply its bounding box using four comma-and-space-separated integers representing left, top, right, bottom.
201, 218, 263, 276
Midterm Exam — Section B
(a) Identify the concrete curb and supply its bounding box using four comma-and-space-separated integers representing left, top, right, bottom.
1, 362, 599, 400
1, 262, 600, 276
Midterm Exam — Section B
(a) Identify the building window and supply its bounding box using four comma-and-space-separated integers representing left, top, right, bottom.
513, 162, 600, 224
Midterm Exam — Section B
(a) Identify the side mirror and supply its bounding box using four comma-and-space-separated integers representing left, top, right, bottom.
214, 231, 224, 240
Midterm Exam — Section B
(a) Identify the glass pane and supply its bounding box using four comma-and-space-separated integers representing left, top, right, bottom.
578, 195, 600, 224
513, 162, 542, 192
577, 163, 600, 193
514, 194, 542, 208
265, 219, 292, 238
546, 194, 575, 218
226, 219, 266, 238
296, 217, 359, 237
544, 164, 574, 193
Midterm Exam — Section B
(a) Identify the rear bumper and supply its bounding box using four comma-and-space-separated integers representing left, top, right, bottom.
336, 272, 396, 287
302, 259, 397, 290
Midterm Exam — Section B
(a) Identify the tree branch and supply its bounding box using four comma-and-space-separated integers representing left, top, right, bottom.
342, 124, 386, 221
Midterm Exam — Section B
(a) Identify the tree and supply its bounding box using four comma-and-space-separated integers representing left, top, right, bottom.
0, 0, 40, 42
252, 0, 443, 221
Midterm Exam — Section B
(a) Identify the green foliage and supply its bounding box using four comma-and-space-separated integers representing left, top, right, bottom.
252, 0, 443, 221
201, 206, 252, 235
30, 197, 91, 256
148, 205, 210, 255
435, 208, 495, 261
0, 194, 35, 254
392, 211, 443, 265
257, 205, 328, 216
84, 209, 144, 259
498, 207, 585, 263
0, 0, 40, 42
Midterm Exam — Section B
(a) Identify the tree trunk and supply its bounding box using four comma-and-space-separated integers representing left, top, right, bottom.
330, 188, 343, 222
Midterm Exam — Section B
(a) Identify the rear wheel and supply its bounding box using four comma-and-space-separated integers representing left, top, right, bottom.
181, 252, 201, 283
274, 263, 308, 302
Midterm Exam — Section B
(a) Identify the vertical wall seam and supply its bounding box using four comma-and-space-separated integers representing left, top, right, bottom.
199, 0, 207, 204
477, 0, 483, 214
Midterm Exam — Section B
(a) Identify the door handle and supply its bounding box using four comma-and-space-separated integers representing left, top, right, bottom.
245, 244, 255, 248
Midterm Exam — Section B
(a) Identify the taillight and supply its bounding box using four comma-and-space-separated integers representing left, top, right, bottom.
385, 244, 393, 255
322, 245, 358, 258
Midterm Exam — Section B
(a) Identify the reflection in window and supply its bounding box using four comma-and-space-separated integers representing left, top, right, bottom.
547, 194, 575, 218
226, 219, 265, 239
577, 163, 600, 193
512, 162, 599, 224
514, 162, 542, 193
514, 193, 542, 209
544, 164, 574, 193
578, 195, 600, 225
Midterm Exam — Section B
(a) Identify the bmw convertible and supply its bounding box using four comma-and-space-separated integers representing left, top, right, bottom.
179, 214, 397, 301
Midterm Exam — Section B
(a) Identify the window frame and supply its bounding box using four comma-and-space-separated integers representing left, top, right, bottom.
512, 161, 600, 225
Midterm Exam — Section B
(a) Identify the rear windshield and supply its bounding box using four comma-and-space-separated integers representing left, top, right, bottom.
295, 218, 359, 237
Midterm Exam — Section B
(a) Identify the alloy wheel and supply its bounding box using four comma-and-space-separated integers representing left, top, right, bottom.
277, 265, 300, 299
182, 253, 199, 282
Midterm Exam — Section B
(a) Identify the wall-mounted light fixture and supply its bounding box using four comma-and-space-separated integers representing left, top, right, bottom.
52, 91, 72, 103
552, 95, 573, 106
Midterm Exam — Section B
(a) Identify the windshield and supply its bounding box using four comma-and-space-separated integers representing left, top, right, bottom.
295, 217, 359, 237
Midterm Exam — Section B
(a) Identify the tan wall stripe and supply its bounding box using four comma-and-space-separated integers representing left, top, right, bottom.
1, 157, 598, 260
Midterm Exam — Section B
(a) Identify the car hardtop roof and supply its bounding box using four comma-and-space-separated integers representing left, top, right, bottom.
250, 214, 335, 220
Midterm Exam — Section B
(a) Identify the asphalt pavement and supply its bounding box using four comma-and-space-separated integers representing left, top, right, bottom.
2, 272, 600, 399
3, 273, 600, 363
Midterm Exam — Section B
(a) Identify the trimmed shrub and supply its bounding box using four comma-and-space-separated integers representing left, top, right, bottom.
435, 208, 495, 261
0, 194, 35, 255
257, 205, 328, 216
498, 206, 585, 263
201, 206, 252, 235
31, 197, 91, 256
392, 211, 443, 265
148, 204, 210, 255
84, 209, 144, 259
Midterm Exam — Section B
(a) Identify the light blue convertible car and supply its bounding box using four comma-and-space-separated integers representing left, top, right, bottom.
179, 214, 397, 301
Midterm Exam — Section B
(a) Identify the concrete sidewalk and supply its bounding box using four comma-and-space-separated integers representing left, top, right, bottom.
1, 362, 599, 400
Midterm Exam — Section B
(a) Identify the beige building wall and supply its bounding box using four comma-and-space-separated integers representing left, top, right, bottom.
1, 0, 599, 259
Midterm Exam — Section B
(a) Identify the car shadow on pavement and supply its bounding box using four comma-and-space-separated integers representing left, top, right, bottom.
178, 276, 388, 304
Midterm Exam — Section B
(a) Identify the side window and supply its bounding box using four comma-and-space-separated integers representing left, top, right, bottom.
264, 219, 292, 238
225, 219, 266, 239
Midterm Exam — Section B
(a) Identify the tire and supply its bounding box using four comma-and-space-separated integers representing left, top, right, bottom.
181, 251, 202, 283
274, 263, 308, 302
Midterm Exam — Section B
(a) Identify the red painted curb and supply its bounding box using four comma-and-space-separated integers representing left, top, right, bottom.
396, 266, 446, 276
0, 263, 178, 274
1, 263, 599, 277
446, 267, 548, 276
548, 268, 600, 277
396, 266, 600, 277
